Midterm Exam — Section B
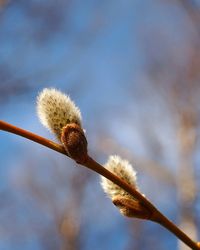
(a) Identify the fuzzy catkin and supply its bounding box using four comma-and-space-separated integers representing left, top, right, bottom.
37, 88, 82, 139
101, 155, 138, 200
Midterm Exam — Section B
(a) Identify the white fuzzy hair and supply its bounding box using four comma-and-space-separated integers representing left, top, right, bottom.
101, 155, 138, 200
37, 88, 82, 139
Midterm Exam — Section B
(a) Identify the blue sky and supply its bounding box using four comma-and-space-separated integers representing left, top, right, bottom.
0, 1, 199, 249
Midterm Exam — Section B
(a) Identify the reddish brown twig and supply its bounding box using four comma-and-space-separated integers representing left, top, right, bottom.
0, 120, 199, 250
0, 120, 67, 155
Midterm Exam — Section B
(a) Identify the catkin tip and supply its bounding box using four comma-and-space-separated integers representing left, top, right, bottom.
36, 88, 82, 139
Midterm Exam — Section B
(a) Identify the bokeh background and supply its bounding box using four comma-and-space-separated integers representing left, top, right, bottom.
0, 1, 200, 249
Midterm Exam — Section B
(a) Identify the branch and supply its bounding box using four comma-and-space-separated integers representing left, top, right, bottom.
0, 120, 199, 250
0, 120, 67, 155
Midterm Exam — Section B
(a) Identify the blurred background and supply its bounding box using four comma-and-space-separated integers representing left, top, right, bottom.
0, 0, 200, 249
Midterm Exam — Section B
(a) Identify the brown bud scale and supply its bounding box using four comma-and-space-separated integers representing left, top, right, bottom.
61, 123, 88, 164
112, 196, 151, 219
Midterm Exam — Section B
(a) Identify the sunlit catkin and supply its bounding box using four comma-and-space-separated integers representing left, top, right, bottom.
36, 88, 82, 139
101, 155, 138, 200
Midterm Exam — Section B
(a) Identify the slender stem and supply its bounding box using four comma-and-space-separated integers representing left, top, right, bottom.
153, 211, 199, 250
0, 120, 67, 155
0, 120, 199, 249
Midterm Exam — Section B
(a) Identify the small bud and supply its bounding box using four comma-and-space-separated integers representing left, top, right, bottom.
112, 196, 151, 219
37, 88, 82, 139
100, 155, 146, 218
61, 123, 88, 164
101, 155, 138, 200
